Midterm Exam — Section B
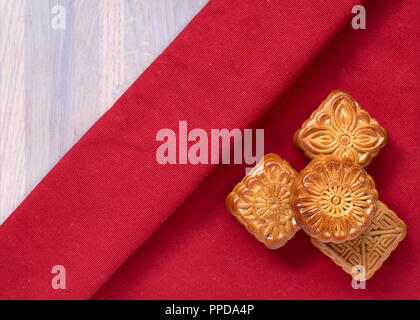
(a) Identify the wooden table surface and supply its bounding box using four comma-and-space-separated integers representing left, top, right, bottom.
0, 0, 209, 224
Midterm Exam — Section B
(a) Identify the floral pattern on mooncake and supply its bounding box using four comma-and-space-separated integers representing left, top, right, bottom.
291, 155, 378, 243
226, 154, 300, 249
294, 90, 388, 167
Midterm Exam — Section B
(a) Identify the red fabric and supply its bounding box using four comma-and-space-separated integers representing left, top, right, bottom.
0, 0, 418, 299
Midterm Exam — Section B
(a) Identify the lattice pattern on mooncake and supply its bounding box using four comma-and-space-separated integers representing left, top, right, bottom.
311, 200, 406, 280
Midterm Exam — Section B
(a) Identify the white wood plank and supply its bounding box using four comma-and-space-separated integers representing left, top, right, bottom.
0, 0, 26, 224
0, 0, 209, 225
100, 0, 125, 114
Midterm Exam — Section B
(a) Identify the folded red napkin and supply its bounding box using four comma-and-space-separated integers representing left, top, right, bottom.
2, 0, 418, 300
93, 0, 420, 299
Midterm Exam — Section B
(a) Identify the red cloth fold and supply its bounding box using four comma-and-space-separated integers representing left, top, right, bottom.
3, 0, 417, 300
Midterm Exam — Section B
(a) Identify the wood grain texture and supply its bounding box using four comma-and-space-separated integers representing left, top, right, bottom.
0, 0, 209, 224
0, 0, 26, 225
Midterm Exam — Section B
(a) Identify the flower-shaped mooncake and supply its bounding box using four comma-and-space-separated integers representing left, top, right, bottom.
226, 153, 300, 249
291, 155, 378, 243
294, 90, 388, 167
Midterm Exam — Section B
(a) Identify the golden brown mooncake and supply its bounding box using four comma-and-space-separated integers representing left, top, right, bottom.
311, 201, 406, 280
226, 153, 300, 249
291, 155, 378, 243
294, 90, 388, 167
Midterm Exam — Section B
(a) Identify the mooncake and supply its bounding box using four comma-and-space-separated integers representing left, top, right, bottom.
226, 153, 300, 249
311, 201, 406, 280
294, 90, 388, 167
291, 155, 378, 243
